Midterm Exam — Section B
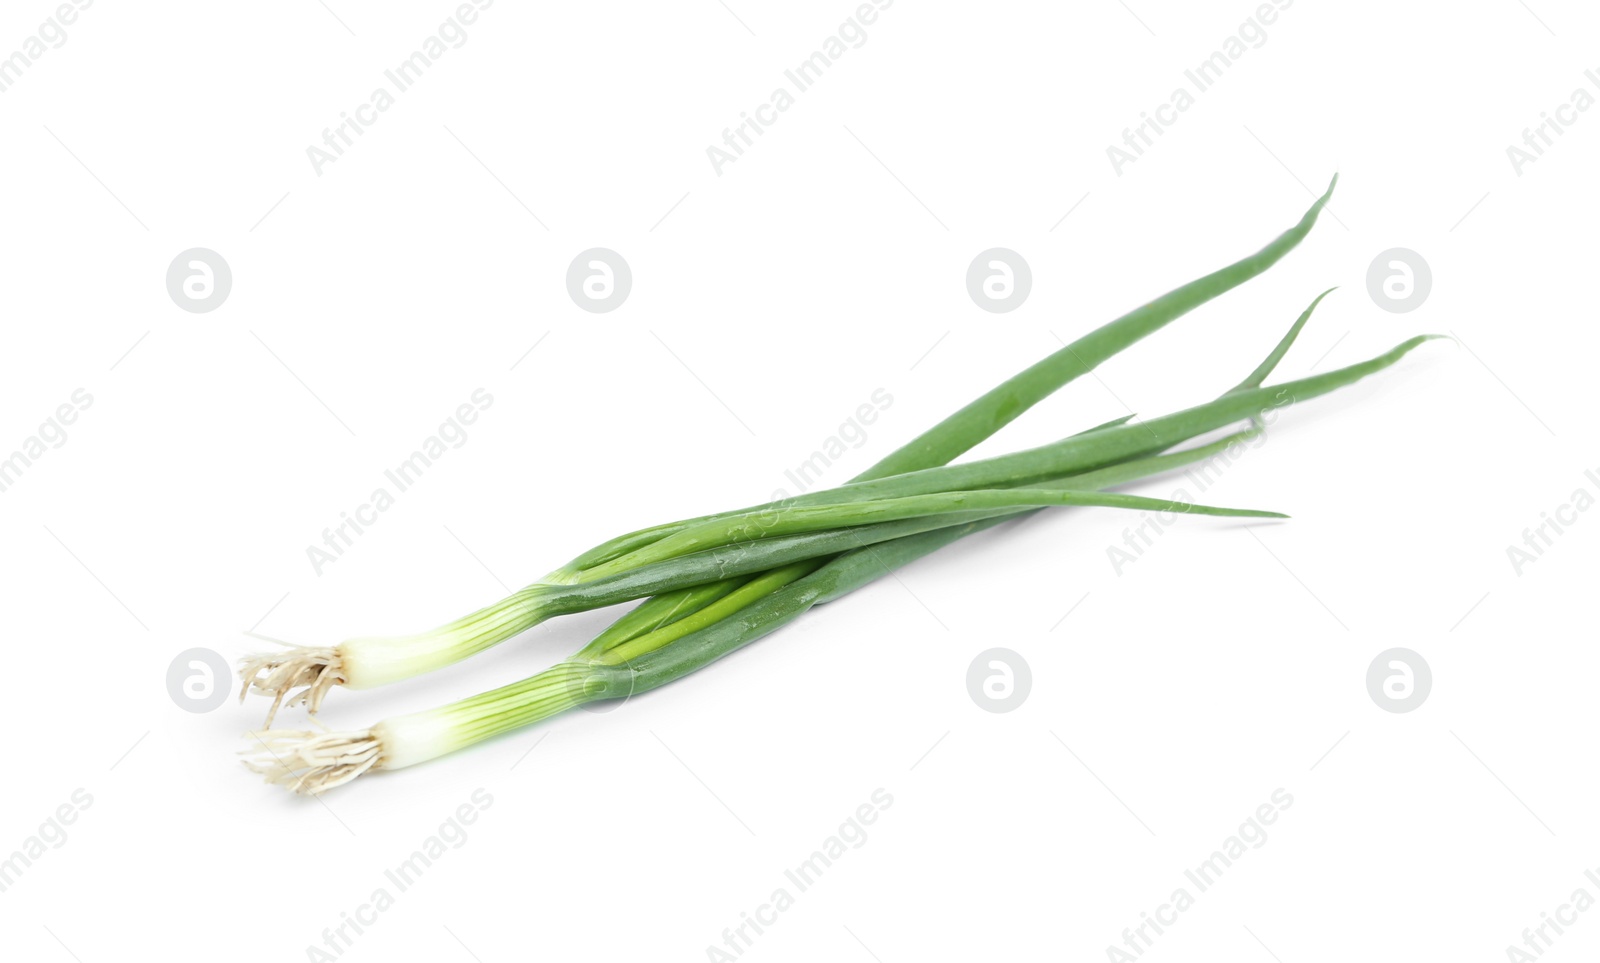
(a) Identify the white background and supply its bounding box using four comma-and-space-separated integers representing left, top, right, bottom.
1, 1, 1596, 960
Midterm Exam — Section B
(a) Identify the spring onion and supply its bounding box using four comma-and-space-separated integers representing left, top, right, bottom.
243, 177, 1450, 794
240, 179, 1340, 719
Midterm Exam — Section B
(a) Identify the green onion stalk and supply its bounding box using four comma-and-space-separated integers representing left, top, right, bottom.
240, 178, 1343, 721
244, 178, 1448, 793
246, 328, 1444, 793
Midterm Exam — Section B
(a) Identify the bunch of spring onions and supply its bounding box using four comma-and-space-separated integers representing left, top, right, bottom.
241, 175, 1443, 793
